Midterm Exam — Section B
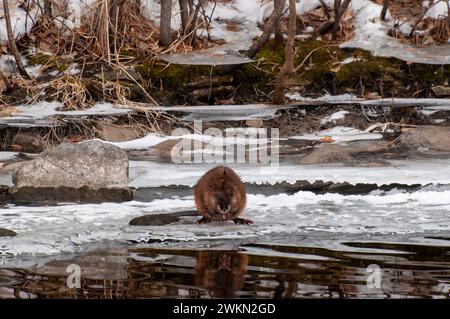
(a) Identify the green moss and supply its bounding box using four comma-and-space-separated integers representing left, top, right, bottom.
135, 60, 219, 102
135, 40, 450, 101
255, 41, 286, 66
28, 52, 68, 72
336, 51, 402, 85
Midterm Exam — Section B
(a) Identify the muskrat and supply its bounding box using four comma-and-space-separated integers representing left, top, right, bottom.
194, 166, 252, 225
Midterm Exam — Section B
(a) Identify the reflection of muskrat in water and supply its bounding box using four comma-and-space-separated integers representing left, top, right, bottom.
194, 166, 252, 225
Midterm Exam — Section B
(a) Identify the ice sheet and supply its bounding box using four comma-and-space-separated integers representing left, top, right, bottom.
129, 159, 450, 188
0, 188, 449, 261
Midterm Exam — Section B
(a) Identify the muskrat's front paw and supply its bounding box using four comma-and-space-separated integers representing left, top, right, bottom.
233, 218, 253, 225
195, 217, 212, 224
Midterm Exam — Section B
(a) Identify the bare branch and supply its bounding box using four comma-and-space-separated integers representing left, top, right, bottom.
380, 0, 389, 21
247, 0, 285, 58
273, 0, 296, 104
2, 0, 30, 79
319, 0, 331, 19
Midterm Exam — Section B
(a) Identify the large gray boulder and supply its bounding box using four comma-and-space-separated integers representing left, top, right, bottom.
11, 140, 131, 203
399, 126, 450, 152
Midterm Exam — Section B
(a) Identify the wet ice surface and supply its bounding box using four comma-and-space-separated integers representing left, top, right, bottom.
0, 184, 449, 298
129, 160, 450, 187
2, 139, 450, 298
1, 186, 449, 265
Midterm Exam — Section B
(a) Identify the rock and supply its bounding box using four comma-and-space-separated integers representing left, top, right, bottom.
11, 186, 132, 204
0, 228, 17, 237
129, 214, 180, 226
13, 133, 45, 153
97, 122, 141, 142
0, 185, 11, 205
431, 85, 450, 97
298, 144, 351, 165
13, 140, 128, 189
129, 211, 197, 226
11, 140, 131, 203
399, 126, 450, 152
245, 119, 264, 128
152, 139, 208, 160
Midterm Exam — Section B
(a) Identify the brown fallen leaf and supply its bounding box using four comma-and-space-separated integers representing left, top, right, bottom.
321, 136, 334, 143
10, 144, 23, 151
65, 135, 85, 143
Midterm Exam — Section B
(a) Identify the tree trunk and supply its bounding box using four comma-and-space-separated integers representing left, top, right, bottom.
331, 0, 351, 40
331, 0, 341, 40
179, 0, 189, 32
447, 0, 450, 29
273, 0, 296, 105
159, 0, 173, 46
380, 0, 389, 21
247, 0, 285, 58
2, 0, 30, 79
274, 0, 285, 46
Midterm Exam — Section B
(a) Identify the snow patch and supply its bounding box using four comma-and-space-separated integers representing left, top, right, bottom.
320, 111, 350, 125
290, 126, 382, 142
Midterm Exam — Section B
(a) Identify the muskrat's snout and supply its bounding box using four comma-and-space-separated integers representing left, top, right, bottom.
217, 202, 231, 215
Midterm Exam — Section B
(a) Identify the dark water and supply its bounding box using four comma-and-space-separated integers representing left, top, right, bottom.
1, 241, 449, 299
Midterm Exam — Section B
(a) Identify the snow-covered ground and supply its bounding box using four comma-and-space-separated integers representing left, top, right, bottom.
2, 0, 448, 53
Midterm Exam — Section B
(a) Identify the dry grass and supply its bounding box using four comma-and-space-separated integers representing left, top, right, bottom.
50, 74, 92, 110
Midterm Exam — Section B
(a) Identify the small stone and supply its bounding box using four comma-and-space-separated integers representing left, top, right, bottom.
13, 133, 45, 153
129, 213, 181, 226
431, 85, 450, 97
0, 228, 17, 237
245, 119, 264, 128
299, 144, 351, 165
129, 211, 198, 226
399, 126, 450, 152
97, 122, 141, 142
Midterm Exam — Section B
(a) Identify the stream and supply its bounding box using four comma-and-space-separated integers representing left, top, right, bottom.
0, 158, 449, 299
